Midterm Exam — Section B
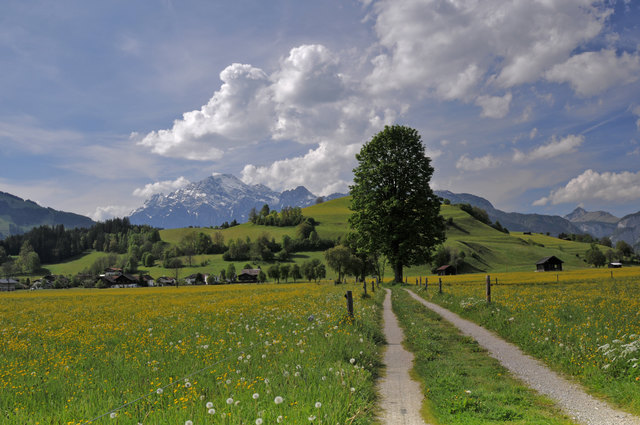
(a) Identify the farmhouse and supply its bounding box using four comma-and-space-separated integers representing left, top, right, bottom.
608, 262, 623, 268
102, 274, 138, 288
436, 265, 456, 276
156, 276, 176, 286
536, 256, 563, 272
0, 278, 18, 291
238, 268, 261, 283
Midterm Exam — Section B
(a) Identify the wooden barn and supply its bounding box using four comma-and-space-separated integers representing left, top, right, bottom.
536, 256, 563, 272
436, 265, 456, 276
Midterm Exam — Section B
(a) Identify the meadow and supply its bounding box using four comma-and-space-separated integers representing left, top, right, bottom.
0, 283, 384, 425
405, 267, 640, 415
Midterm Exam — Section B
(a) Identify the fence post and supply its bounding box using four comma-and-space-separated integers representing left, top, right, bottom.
371, 280, 375, 293
486, 274, 491, 303
419, 276, 422, 286
363, 280, 367, 296
425, 277, 428, 291
438, 277, 442, 294
345, 291, 354, 316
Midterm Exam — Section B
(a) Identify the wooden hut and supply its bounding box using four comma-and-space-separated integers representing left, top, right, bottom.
536, 256, 563, 272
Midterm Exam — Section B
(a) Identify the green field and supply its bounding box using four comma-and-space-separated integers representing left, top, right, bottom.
38, 197, 613, 281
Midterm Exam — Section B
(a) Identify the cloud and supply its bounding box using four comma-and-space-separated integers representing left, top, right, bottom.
0, 117, 84, 154
366, 0, 611, 101
137, 63, 274, 160
633, 106, 640, 130
241, 142, 360, 195
455, 154, 501, 172
475, 92, 512, 119
545, 49, 640, 96
90, 205, 135, 221
533, 169, 640, 206
132, 176, 191, 198
513, 134, 584, 162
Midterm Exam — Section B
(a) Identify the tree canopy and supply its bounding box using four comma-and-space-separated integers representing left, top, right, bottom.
349, 125, 445, 283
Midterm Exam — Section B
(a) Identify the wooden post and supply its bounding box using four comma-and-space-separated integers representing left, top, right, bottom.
495, 277, 498, 285
415, 278, 418, 286
425, 277, 428, 290
419, 276, 422, 286
371, 280, 375, 293
363, 280, 367, 296
345, 291, 354, 316
556, 274, 559, 283
486, 275, 491, 303
610, 271, 613, 279
438, 277, 442, 294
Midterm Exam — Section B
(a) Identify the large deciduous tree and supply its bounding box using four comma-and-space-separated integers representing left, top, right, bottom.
349, 125, 445, 283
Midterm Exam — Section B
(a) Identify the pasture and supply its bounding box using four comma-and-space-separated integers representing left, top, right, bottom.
0, 283, 384, 424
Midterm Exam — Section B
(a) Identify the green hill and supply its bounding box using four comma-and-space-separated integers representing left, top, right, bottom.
41, 196, 609, 280
0, 191, 94, 239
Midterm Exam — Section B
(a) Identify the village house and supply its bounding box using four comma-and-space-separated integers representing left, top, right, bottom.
102, 274, 138, 288
156, 276, 177, 286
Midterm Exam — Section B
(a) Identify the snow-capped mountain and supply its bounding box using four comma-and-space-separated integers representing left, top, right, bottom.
129, 174, 346, 229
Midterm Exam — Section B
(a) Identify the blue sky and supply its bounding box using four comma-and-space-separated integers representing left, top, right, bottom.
1, 0, 640, 221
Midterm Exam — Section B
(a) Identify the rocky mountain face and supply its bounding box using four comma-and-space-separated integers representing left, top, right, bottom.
129, 174, 346, 229
0, 191, 94, 239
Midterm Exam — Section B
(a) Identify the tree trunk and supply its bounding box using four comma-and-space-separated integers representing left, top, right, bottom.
393, 261, 403, 284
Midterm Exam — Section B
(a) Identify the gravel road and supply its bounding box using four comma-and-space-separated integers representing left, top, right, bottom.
378, 289, 430, 424
405, 289, 640, 425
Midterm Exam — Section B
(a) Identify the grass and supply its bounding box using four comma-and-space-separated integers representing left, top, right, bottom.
390, 287, 575, 424
405, 267, 640, 416
0, 283, 385, 424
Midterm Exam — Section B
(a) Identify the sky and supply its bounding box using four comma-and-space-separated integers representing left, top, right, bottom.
1, 0, 640, 221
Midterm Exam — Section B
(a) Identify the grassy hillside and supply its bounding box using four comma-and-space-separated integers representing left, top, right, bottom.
39, 197, 612, 280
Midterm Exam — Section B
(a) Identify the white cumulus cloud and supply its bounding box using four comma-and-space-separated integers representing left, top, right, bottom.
90, 205, 135, 221
241, 142, 360, 195
366, 0, 611, 101
533, 169, 640, 206
132, 176, 191, 198
513, 134, 584, 162
456, 154, 501, 172
475, 92, 512, 119
545, 49, 640, 97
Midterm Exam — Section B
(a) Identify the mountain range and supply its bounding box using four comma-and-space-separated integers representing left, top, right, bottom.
0, 191, 94, 239
3, 174, 640, 249
434, 190, 639, 248
128, 174, 346, 229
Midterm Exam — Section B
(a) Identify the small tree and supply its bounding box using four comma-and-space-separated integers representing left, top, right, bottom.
268, 264, 281, 283
585, 245, 606, 268
280, 264, 291, 283
324, 245, 351, 283
226, 263, 236, 282
291, 264, 302, 282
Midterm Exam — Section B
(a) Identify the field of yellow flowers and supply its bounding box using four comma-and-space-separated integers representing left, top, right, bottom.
0, 284, 384, 425
409, 267, 640, 415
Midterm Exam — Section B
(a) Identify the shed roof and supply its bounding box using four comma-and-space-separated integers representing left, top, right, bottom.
536, 256, 564, 265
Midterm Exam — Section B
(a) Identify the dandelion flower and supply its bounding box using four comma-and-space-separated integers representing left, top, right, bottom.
110, 412, 117, 419
277, 416, 283, 423
274, 396, 284, 404
185, 421, 193, 425
349, 358, 355, 364
253, 393, 260, 399
309, 415, 316, 421
227, 398, 234, 405
315, 402, 322, 408
256, 419, 263, 425
208, 408, 216, 415
156, 388, 163, 395
206, 402, 213, 409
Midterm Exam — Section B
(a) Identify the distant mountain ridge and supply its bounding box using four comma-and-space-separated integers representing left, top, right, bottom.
0, 191, 95, 239
435, 190, 640, 249
129, 174, 346, 229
